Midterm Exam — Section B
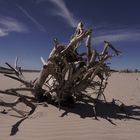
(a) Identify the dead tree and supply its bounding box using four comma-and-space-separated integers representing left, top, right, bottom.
0, 22, 120, 119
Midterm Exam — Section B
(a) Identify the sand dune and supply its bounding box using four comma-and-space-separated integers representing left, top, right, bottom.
0, 72, 140, 140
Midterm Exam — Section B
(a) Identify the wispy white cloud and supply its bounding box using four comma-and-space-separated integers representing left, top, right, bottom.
37, 0, 78, 28
93, 28, 140, 44
0, 16, 27, 37
17, 5, 46, 32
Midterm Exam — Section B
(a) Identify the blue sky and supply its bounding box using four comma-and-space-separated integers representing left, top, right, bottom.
0, 0, 140, 70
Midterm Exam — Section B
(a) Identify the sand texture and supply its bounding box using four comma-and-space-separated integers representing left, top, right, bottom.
0, 72, 140, 140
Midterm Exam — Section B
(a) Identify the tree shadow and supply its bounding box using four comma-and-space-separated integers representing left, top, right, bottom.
60, 99, 140, 125
10, 118, 26, 136
8, 98, 140, 136
9, 101, 36, 136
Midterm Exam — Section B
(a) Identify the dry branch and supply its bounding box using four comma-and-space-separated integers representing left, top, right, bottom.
0, 22, 120, 135
1, 22, 120, 108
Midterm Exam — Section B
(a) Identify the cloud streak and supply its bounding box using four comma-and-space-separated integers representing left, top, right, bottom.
93, 28, 140, 44
0, 15, 27, 37
37, 0, 78, 28
17, 5, 46, 32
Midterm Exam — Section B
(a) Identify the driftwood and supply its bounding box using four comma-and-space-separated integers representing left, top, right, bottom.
0, 22, 121, 135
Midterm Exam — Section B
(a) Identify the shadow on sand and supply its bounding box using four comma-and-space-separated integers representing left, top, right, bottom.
9, 99, 140, 136
60, 99, 140, 125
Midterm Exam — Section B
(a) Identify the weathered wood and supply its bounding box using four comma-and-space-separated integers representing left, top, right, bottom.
34, 64, 49, 89
0, 22, 120, 120
0, 22, 122, 136
104, 40, 120, 56
0, 90, 35, 100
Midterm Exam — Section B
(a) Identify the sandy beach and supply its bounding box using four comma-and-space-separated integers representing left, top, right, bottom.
0, 72, 140, 140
